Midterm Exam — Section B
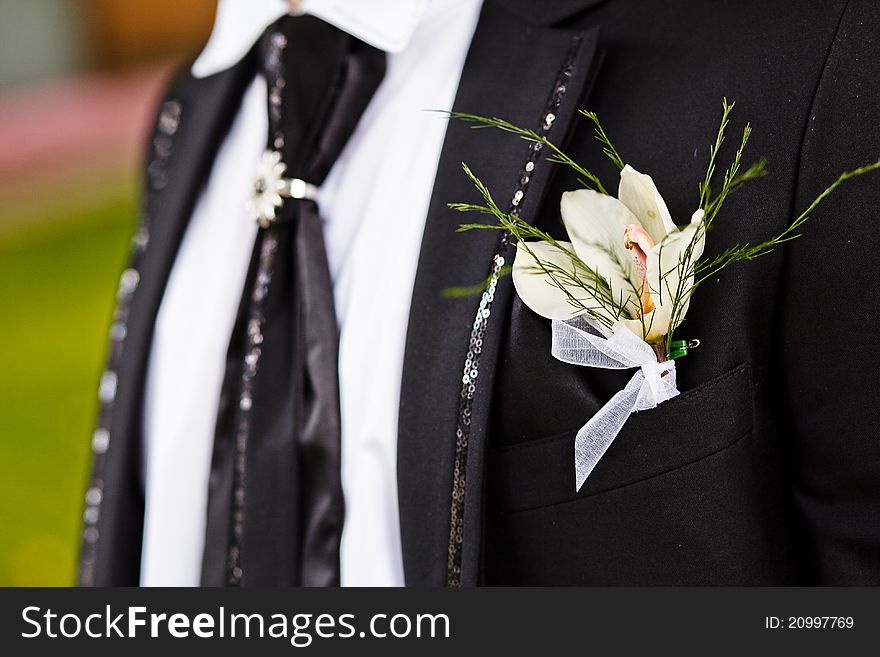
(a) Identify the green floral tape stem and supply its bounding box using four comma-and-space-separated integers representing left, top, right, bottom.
669, 339, 700, 360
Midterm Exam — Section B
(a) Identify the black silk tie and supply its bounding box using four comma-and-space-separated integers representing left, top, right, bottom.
201, 15, 386, 586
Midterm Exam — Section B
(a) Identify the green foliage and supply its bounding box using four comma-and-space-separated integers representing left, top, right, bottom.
447, 112, 609, 194
449, 101, 880, 360
451, 163, 627, 330
0, 181, 136, 585
579, 110, 625, 170
695, 157, 880, 283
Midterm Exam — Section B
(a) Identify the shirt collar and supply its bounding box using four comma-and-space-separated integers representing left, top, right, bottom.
192, 0, 430, 78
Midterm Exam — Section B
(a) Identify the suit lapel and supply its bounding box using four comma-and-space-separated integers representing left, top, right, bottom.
85, 61, 254, 585
398, 0, 602, 586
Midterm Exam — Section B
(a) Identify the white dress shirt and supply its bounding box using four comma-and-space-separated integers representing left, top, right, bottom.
140, 0, 482, 586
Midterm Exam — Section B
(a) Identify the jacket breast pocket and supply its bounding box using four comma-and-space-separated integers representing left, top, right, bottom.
489, 362, 754, 512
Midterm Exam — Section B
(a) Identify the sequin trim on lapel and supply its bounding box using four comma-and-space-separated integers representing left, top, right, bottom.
445, 35, 584, 588
78, 98, 182, 586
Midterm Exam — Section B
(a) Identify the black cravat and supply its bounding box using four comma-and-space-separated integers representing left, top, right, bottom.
201, 14, 386, 587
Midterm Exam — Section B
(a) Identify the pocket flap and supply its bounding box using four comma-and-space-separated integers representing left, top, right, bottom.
490, 362, 754, 512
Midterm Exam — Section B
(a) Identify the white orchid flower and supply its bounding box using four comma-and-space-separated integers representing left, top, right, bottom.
512, 165, 706, 343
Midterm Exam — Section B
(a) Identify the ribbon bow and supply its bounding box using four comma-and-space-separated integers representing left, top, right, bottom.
551, 318, 679, 491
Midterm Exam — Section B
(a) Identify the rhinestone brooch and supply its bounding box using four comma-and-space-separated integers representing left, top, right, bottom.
248, 150, 317, 228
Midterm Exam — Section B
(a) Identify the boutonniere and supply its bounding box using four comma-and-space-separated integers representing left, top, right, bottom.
449, 101, 879, 491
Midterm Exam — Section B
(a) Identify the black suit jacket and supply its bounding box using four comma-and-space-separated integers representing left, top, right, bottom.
81, 0, 880, 586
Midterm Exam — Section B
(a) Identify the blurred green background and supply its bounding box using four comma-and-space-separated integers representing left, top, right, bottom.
0, 0, 216, 586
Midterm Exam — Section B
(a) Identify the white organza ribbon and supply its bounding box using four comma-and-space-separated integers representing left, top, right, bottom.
551, 318, 679, 491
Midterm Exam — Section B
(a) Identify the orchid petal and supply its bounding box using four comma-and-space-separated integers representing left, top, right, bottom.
618, 304, 672, 343
512, 240, 615, 323
560, 189, 641, 316
618, 165, 678, 243
645, 213, 706, 330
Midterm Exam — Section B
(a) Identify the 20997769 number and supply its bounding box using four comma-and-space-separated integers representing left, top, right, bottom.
765, 616, 854, 630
